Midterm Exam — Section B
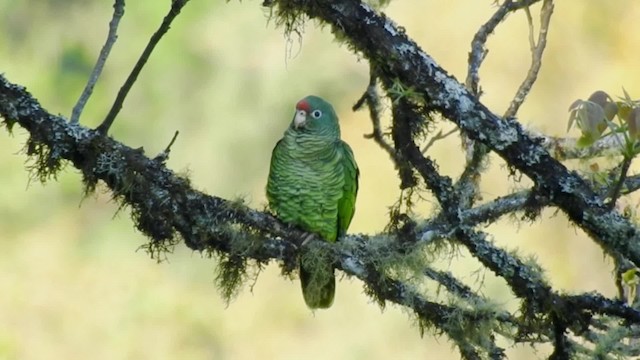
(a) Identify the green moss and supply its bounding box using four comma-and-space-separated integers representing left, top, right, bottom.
215, 255, 248, 305
386, 188, 417, 232
299, 240, 332, 273
195, 211, 271, 305
362, 277, 388, 310
592, 324, 637, 359
266, 0, 307, 41
24, 136, 66, 183
298, 239, 335, 304
388, 79, 423, 104
358, 235, 448, 312
1, 116, 16, 133
138, 238, 177, 263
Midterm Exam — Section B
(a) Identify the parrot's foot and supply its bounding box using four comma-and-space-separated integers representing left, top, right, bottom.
301, 233, 316, 247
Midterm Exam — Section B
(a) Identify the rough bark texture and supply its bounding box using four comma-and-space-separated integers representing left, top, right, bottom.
2, 0, 640, 358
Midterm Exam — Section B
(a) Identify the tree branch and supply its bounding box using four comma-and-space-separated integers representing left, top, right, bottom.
466, 0, 517, 97
504, 0, 553, 118
3, 66, 640, 357
71, 0, 125, 124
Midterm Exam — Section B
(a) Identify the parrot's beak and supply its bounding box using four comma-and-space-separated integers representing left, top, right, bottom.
293, 109, 307, 129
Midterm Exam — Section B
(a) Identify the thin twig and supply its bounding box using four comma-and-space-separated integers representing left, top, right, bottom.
422, 127, 458, 153
70, 0, 125, 124
618, 173, 640, 196
164, 130, 179, 154
97, 0, 191, 135
354, 68, 398, 163
466, 0, 544, 94
503, 0, 554, 118
466, 0, 515, 96
458, 1, 554, 208
608, 156, 633, 210
154, 130, 180, 163
461, 0, 520, 209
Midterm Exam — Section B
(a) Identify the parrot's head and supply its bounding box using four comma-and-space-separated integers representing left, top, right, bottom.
291, 95, 340, 138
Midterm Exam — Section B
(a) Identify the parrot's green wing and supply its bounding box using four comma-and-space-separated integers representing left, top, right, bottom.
265, 139, 285, 215
337, 140, 359, 237
298, 141, 357, 309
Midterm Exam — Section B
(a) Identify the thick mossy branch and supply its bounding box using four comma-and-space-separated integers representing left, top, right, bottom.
0, 73, 488, 313
4, 1, 640, 355
3, 69, 640, 357
0, 74, 296, 264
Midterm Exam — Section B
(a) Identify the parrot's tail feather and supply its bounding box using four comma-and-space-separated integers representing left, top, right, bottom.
300, 261, 335, 309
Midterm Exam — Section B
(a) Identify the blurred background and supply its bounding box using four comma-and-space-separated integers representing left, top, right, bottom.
0, 0, 639, 358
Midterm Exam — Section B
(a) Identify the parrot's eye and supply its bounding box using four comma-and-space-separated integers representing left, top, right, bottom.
311, 110, 323, 119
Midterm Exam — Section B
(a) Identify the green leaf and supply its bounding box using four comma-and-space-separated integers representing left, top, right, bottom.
625, 107, 640, 139
576, 133, 597, 148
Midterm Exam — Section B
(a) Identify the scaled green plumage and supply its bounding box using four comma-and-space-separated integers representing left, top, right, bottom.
267, 95, 359, 309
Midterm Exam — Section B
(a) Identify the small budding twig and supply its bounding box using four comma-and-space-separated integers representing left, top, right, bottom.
154, 130, 180, 163
97, 0, 191, 135
163, 130, 180, 154
70, 0, 125, 124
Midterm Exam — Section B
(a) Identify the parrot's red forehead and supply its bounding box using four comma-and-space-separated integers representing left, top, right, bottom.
296, 99, 311, 112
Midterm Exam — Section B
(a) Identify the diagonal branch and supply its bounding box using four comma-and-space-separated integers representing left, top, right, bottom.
466, 0, 516, 97
607, 155, 633, 210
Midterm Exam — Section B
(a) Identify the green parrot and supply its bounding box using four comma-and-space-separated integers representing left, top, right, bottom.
266, 95, 359, 309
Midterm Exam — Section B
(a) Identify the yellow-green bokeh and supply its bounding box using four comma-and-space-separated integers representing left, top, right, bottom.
1, 0, 638, 358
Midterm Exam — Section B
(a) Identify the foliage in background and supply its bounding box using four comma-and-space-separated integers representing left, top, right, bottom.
3, 1, 640, 359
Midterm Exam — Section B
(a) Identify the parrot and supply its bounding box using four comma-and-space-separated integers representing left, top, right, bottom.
266, 95, 359, 309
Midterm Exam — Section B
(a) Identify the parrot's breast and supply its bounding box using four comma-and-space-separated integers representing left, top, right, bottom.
267, 135, 346, 242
